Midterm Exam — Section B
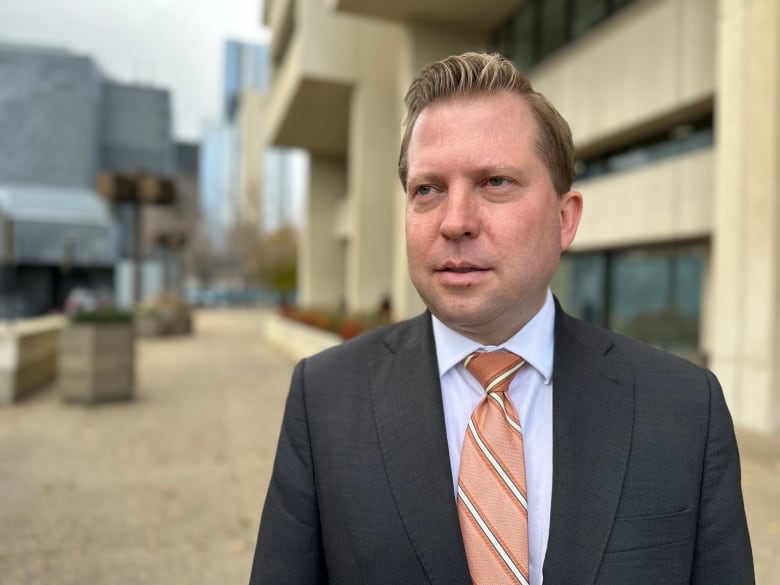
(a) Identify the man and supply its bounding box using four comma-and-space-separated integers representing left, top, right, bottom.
250, 53, 753, 584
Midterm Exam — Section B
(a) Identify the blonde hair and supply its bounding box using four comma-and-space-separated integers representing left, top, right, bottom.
398, 52, 575, 195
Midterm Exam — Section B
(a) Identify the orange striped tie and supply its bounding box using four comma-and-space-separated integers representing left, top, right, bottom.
458, 350, 529, 585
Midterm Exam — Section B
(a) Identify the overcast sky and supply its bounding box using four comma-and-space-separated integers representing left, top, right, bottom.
0, 0, 270, 141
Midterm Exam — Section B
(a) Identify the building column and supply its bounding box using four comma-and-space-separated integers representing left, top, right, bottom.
298, 155, 347, 308
709, 0, 780, 432
344, 84, 400, 313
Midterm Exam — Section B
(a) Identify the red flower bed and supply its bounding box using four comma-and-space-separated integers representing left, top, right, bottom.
278, 305, 392, 340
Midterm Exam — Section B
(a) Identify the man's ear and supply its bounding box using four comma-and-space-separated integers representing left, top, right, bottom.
559, 190, 583, 252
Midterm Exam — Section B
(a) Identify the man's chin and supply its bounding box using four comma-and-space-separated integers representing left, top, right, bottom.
428, 304, 496, 335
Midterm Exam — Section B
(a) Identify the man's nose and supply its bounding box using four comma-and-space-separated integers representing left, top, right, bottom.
439, 186, 480, 240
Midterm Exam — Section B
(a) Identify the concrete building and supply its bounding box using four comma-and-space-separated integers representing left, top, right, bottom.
97, 79, 192, 307
100, 82, 175, 178
0, 44, 117, 316
137, 141, 199, 297
262, 0, 780, 432
263, 0, 405, 312
0, 43, 193, 314
0, 45, 103, 188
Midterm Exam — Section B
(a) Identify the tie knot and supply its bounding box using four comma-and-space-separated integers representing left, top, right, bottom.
463, 350, 524, 395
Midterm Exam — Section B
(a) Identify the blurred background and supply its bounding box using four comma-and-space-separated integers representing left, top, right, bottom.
0, 0, 307, 316
0, 0, 779, 582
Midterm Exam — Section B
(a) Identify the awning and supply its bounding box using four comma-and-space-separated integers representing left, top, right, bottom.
0, 184, 119, 267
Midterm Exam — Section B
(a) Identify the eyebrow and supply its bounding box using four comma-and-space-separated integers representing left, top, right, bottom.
405, 171, 443, 187
407, 164, 530, 186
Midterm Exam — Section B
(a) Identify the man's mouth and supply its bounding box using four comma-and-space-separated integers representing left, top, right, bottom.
434, 263, 489, 286
438, 263, 487, 273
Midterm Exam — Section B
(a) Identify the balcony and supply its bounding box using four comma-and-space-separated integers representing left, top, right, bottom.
329, 0, 521, 29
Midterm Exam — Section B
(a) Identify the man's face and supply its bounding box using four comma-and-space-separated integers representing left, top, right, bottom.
404, 91, 582, 345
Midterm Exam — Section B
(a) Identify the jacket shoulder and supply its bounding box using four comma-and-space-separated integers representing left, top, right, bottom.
302, 313, 430, 371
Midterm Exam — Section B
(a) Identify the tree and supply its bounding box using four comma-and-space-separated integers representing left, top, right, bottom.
227, 221, 265, 285
185, 225, 221, 287
256, 225, 298, 304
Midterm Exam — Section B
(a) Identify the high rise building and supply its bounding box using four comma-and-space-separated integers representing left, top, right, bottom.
200, 37, 305, 267
224, 40, 270, 121
263, 147, 307, 233
199, 120, 235, 251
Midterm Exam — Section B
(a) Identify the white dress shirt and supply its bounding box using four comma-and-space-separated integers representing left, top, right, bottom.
432, 289, 555, 585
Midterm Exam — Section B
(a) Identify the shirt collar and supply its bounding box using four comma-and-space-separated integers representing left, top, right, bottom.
431, 289, 555, 384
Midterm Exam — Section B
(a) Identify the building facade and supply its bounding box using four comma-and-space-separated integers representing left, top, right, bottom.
263, 0, 405, 312
0, 43, 193, 314
0, 44, 116, 316
224, 40, 271, 121
263, 0, 780, 433
199, 121, 235, 252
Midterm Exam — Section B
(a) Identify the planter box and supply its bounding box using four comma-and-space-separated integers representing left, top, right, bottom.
0, 315, 65, 404
135, 307, 193, 338
58, 322, 135, 403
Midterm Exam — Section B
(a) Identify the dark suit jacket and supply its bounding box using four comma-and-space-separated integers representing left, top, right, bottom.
250, 306, 754, 584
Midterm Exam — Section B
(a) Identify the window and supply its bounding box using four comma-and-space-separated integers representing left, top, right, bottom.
540, 0, 568, 59
491, 0, 638, 71
553, 244, 706, 360
610, 249, 702, 352
511, 7, 536, 72
575, 115, 714, 181
552, 252, 607, 326
571, 0, 610, 37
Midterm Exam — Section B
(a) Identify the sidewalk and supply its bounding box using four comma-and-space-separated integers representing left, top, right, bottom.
0, 308, 777, 584
0, 309, 291, 585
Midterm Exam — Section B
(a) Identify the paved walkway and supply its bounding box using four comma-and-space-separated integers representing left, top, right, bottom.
0, 309, 291, 585
0, 308, 777, 584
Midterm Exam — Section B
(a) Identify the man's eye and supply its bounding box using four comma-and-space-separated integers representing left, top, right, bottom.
415, 185, 434, 196
487, 177, 507, 187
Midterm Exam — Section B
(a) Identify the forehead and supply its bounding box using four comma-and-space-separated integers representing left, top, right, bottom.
407, 91, 540, 167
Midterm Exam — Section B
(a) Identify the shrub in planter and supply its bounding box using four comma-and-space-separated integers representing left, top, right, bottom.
135, 293, 193, 337
70, 309, 134, 325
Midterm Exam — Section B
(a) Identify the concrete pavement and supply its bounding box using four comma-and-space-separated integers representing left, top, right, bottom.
0, 308, 777, 583
0, 309, 291, 584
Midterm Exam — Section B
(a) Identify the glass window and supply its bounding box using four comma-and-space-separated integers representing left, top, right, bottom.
540, 0, 569, 58
493, 20, 513, 62
511, 4, 537, 72
575, 117, 714, 181
555, 245, 706, 359
571, 0, 610, 37
609, 247, 703, 352
608, 148, 653, 173
553, 252, 607, 326
493, 0, 638, 71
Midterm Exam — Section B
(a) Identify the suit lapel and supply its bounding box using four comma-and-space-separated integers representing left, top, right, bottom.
543, 307, 634, 585
369, 314, 471, 585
